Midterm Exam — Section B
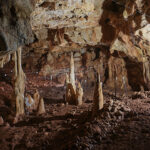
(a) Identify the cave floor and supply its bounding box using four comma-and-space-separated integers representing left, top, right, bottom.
0, 74, 150, 150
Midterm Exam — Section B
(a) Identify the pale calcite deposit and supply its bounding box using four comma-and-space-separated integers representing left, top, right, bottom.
30, 0, 103, 46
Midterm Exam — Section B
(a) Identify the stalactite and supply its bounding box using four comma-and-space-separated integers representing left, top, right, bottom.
37, 98, 45, 115
92, 74, 104, 116
14, 47, 26, 116
76, 81, 83, 105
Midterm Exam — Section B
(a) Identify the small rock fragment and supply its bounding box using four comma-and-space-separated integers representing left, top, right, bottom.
0, 116, 4, 125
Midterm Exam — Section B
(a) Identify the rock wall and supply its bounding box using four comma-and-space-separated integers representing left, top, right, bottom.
0, 0, 35, 51
23, 0, 150, 91
1, 0, 150, 92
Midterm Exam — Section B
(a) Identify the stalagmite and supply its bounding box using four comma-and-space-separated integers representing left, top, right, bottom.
37, 98, 45, 115
65, 53, 84, 105
92, 74, 104, 116
14, 47, 26, 116
33, 89, 40, 111
65, 53, 77, 105
70, 52, 76, 91
76, 81, 83, 105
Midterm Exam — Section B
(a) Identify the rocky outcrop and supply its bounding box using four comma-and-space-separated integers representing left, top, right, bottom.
0, 0, 34, 51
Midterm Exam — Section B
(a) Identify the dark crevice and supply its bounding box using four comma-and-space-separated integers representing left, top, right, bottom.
124, 57, 148, 91
0, 34, 7, 51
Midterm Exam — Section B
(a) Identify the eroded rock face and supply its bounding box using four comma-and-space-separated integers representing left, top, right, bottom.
0, 0, 34, 51
30, 0, 103, 46
26, 0, 150, 91
1, 0, 150, 91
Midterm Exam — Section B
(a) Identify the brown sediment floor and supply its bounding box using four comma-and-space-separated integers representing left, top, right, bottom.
0, 73, 150, 150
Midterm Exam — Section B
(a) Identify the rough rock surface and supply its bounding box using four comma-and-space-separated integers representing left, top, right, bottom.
21, 0, 150, 91
0, 0, 150, 91
0, 0, 34, 51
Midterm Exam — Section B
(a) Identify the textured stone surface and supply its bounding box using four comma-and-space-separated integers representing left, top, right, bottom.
0, 0, 34, 51
1, 0, 150, 91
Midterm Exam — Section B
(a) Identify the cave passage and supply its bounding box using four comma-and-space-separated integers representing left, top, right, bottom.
1, 0, 150, 150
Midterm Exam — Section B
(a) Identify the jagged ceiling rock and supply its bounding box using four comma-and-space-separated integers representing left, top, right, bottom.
30, 0, 103, 46
27, 0, 150, 91
30, 0, 150, 55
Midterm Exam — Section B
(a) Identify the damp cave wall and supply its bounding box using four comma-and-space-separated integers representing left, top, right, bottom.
1, 0, 150, 91
0, 0, 35, 51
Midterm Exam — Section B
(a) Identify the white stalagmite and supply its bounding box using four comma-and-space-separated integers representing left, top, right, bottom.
65, 53, 76, 105
70, 52, 76, 91
33, 89, 40, 111
76, 81, 83, 105
14, 47, 26, 116
65, 53, 83, 105
37, 98, 45, 115
92, 74, 104, 116
65, 52, 84, 105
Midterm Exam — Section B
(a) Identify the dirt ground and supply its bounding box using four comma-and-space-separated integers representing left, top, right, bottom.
0, 73, 150, 150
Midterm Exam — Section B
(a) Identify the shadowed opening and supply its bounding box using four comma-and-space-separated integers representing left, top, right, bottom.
0, 34, 7, 51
